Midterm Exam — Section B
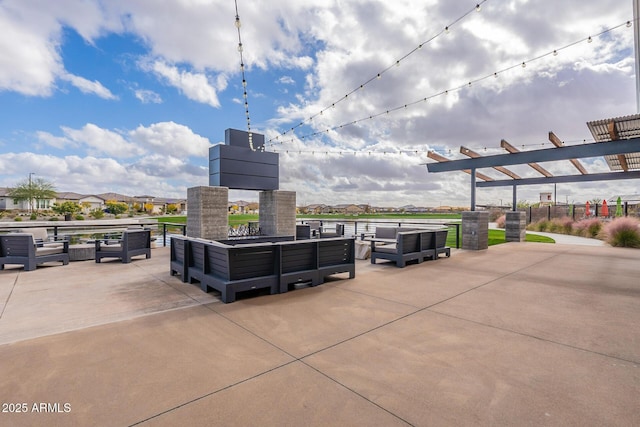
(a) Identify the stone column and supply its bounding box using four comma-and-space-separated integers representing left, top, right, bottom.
462, 211, 489, 250
187, 186, 228, 240
259, 190, 296, 237
505, 211, 526, 242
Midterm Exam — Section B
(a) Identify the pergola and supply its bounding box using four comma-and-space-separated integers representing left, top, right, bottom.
425, 114, 640, 210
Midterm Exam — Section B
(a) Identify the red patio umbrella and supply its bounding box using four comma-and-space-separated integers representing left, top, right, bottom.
585, 201, 591, 216
601, 199, 609, 217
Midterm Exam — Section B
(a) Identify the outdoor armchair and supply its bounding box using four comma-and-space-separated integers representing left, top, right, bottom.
0, 233, 69, 271
95, 229, 151, 263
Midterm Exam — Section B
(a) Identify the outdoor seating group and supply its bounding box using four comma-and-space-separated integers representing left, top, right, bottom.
0, 227, 152, 271
368, 227, 450, 268
170, 235, 355, 303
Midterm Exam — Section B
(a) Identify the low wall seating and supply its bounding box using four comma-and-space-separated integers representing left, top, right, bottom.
370, 228, 449, 267
171, 236, 355, 303
0, 233, 69, 271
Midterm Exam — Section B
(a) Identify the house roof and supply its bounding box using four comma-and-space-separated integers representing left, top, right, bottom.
55, 192, 86, 200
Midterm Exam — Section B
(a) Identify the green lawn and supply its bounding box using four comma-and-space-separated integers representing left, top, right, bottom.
488, 229, 555, 245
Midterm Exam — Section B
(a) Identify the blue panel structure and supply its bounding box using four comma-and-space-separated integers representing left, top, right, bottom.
209, 129, 279, 191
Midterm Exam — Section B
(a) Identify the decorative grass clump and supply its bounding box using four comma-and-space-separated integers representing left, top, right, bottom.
603, 217, 640, 248
527, 219, 550, 232
495, 214, 506, 228
573, 218, 602, 238
547, 217, 573, 234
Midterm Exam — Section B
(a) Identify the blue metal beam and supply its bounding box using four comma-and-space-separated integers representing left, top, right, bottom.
426, 137, 640, 172
476, 171, 640, 187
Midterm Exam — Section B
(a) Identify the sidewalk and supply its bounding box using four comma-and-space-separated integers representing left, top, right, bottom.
0, 243, 638, 426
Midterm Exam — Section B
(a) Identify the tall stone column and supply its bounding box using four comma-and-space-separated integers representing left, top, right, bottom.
505, 211, 526, 242
187, 186, 228, 240
259, 190, 296, 237
462, 211, 489, 250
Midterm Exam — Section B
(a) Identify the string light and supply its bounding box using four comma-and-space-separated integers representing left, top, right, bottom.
273, 136, 598, 158
234, 0, 254, 150
267, 0, 490, 143
267, 19, 633, 148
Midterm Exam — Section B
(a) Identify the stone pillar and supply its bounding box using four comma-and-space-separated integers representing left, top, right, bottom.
259, 190, 296, 237
187, 186, 228, 240
462, 211, 489, 250
505, 211, 526, 242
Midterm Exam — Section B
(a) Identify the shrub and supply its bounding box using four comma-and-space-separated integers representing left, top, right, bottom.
75, 214, 84, 220
528, 219, 551, 232
603, 217, 640, 248
547, 218, 561, 233
14, 216, 23, 221
559, 217, 574, 234
573, 218, 602, 238
30, 213, 38, 220
89, 209, 104, 219
495, 214, 506, 228
49, 217, 60, 221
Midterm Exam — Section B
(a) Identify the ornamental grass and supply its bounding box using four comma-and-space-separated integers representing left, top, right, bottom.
603, 217, 640, 248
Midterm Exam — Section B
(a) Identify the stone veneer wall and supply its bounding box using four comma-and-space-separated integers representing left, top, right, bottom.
259, 190, 296, 237
462, 211, 489, 250
187, 186, 228, 240
505, 211, 526, 242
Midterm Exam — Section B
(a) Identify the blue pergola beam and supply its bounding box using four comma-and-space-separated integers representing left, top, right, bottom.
476, 170, 640, 188
426, 137, 640, 172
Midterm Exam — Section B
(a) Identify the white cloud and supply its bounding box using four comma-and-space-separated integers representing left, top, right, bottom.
0, 4, 62, 96
278, 76, 295, 85
60, 73, 118, 100
144, 59, 224, 107
1, 0, 638, 206
134, 88, 163, 104
129, 121, 211, 158
61, 123, 145, 158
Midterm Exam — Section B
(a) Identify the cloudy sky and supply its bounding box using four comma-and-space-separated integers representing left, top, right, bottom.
0, 0, 636, 207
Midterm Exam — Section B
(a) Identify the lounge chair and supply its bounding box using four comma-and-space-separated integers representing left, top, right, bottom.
0, 233, 69, 271
95, 229, 151, 263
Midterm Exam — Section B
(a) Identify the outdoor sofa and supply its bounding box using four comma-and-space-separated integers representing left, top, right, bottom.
0, 233, 69, 271
369, 228, 449, 267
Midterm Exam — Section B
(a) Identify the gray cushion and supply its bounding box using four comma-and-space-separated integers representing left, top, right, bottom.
100, 244, 123, 252
374, 244, 397, 254
36, 247, 64, 256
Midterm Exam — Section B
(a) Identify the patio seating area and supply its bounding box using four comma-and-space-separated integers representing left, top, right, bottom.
0, 242, 638, 425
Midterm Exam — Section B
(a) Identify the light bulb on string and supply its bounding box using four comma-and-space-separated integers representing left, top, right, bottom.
445, 26, 450, 34
234, 16, 241, 28
521, 62, 526, 68
238, 43, 243, 52
587, 36, 593, 43
475, 4, 481, 11
553, 50, 558, 56
627, 21, 632, 28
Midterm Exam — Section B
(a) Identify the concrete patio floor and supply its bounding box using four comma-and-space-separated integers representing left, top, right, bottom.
0, 242, 638, 426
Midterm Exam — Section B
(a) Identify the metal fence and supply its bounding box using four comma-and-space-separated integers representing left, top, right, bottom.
490, 202, 640, 224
